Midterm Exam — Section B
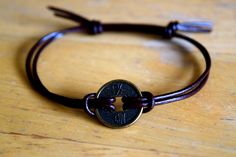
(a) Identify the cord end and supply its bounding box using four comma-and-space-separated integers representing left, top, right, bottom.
177, 21, 213, 33
47, 6, 59, 12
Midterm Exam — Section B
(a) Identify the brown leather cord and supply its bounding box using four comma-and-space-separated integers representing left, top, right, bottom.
26, 6, 211, 114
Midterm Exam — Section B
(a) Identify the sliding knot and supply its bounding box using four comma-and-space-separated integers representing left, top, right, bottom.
164, 21, 178, 39
86, 20, 103, 35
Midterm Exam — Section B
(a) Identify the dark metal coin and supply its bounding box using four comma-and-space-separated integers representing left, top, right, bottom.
95, 80, 143, 128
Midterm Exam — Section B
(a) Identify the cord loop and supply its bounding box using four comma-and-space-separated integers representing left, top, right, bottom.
141, 91, 155, 113
83, 93, 116, 116
83, 93, 97, 116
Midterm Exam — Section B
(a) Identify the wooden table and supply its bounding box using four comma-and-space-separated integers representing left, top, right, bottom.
0, 0, 235, 156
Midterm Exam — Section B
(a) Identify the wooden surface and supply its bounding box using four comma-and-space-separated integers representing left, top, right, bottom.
0, 0, 236, 156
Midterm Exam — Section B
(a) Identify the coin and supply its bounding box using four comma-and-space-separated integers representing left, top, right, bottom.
95, 80, 143, 128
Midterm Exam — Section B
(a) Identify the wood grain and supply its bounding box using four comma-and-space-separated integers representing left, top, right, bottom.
0, 0, 236, 156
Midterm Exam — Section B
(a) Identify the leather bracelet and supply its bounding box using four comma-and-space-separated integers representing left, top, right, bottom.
26, 6, 212, 128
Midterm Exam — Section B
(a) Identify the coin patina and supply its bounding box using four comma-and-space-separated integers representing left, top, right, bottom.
95, 80, 143, 128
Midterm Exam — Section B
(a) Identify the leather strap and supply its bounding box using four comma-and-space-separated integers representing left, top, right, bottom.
26, 6, 211, 113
